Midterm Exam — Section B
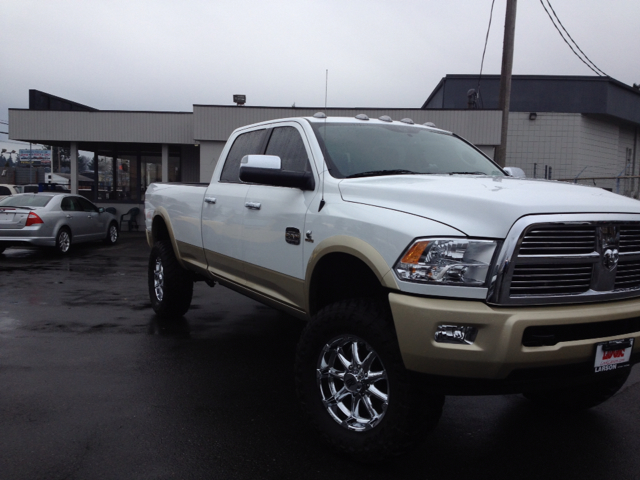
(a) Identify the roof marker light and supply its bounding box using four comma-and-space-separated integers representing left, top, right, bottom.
400, 118, 415, 125
313, 112, 326, 118
379, 115, 392, 122
355, 114, 369, 121
423, 122, 436, 128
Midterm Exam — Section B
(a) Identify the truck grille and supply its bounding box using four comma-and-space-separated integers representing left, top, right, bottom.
510, 264, 593, 297
518, 226, 596, 255
615, 259, 640, 289
490, 216, 640, 305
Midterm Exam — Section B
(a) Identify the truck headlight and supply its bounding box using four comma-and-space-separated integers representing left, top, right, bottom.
394, 238, 497, 286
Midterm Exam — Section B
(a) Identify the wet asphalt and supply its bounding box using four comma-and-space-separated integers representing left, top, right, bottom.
1, 233, 639, 480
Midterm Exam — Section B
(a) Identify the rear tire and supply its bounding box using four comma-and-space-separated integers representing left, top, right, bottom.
523, 371, 630, 410
104, 222, 119, 245
295, 298, 444, 462
148, 240, 193, 318
55, 228, 72, 254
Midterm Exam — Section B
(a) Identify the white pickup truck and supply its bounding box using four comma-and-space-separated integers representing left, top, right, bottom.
145, 114, 640, 461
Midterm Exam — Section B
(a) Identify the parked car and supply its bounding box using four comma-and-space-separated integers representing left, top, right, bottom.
0, 193, 119, 255
0, 184, 21, 199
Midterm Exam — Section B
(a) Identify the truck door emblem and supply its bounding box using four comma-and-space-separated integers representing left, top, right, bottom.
286, 227, 301, 245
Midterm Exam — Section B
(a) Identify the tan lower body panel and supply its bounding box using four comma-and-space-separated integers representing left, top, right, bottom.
389, 293, 640, 379
202, 247, 306, 315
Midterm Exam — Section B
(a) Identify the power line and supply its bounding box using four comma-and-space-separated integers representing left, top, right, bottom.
545, 0, 607, 76
476, 0, 497, 109
539, 0, 607, 76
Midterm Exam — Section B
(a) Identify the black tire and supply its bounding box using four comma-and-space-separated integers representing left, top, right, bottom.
523, 371, 630, 411
148, 240, 193, 318
295, 298, 444, 462
103, 222, 119, 245
55, 228, 72, 254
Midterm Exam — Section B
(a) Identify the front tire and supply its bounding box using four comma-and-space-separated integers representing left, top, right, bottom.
148, 240, 193, 318
295, 299, 444, 462
55, 228, 71, 254
104, 222, 119, 245
523, 371, 630, 410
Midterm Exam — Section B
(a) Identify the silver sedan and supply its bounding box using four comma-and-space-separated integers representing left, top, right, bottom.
0, 193, 119, 254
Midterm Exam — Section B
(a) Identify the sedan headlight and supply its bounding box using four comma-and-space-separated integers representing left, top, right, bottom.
394, 238, 497, 286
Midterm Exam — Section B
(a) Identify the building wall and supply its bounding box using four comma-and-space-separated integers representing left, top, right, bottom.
506, 113, 639, 197
198, 141, 226, 183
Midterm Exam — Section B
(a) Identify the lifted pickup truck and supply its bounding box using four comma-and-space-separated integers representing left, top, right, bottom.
145, 114, 640, 461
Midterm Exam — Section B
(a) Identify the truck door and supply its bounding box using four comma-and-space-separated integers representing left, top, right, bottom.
202, 128, 266, 286
242, 124, 318, 309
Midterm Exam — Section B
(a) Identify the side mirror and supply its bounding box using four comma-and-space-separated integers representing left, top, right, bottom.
98, 207, 105, 213
504, 167, 526, 178
239, 155, 315, 191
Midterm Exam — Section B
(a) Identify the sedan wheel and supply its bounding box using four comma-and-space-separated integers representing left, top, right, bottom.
104, 223, 119, 245
56, 228, 71, 254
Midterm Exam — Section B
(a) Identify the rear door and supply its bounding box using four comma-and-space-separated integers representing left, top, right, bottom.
242, 123, 318, 309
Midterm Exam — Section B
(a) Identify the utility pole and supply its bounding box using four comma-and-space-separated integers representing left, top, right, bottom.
495, 0, 517, 167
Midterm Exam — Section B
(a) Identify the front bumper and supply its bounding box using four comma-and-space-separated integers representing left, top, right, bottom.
389, 293, 640, 380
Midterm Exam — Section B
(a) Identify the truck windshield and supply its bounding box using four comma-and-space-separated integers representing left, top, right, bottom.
311, 122, 505, 179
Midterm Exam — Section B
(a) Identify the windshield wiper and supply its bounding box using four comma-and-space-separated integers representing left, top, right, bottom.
448, 171, 487, 175
347, 169, 420, 179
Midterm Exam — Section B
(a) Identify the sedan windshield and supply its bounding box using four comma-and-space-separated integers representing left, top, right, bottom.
311, 122, 504, 178
0, 194, 53, 208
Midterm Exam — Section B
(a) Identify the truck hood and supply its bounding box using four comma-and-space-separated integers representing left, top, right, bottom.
338, 175, 640, 238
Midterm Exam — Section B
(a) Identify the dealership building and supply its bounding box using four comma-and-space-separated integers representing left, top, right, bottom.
8, 75, 640, 224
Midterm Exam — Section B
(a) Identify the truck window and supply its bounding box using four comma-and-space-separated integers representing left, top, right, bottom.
220, 129, 266, 183
265, 127, 312, 173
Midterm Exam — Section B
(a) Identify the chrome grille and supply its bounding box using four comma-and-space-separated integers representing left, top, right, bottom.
518, 226, 596, 255
510, 264, 592, 297
620, 226, 640, 253
615, 259, 640, 289
489, 215, 640, 306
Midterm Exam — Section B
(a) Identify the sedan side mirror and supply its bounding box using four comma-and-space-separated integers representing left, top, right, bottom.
239, 155, 315, 191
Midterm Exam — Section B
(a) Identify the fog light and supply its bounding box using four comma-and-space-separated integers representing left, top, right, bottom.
434, 325, 478, 345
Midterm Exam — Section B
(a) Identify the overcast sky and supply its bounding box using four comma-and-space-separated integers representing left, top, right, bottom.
1, 0, 639, 150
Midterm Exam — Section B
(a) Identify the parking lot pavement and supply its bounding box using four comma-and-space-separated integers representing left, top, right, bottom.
1, 232, 640, 480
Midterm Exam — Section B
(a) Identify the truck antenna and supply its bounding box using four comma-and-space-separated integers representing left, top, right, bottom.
319, 69, 328, 212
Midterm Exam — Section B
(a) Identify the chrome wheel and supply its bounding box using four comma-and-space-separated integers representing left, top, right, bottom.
57, 230, 71, 253
317, 334, 389, 431
153, 257, 164, 301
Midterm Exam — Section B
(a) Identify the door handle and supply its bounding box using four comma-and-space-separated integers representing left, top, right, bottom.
66, 215, 71, 218
245, 202, 261, 210
204, 197, 217, 204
